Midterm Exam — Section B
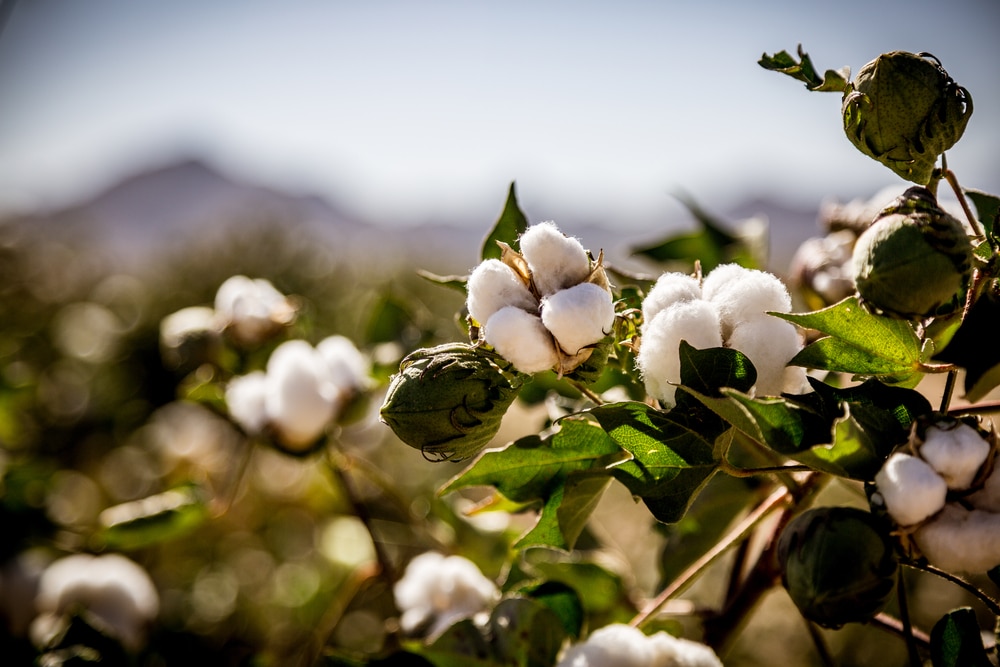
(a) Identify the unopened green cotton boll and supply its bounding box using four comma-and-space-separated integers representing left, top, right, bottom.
874, 452, 948, 526
842, 51, 973, 184
518, 221, 592, 296
485, 306, 560, 373
466, 259, 537, 326
379, 343, 523, 461
541, 282, 616, 355
778, 506, 897, 629
637, 300, 723, 407
641, 272, 702, 329
852, 187, 973, 320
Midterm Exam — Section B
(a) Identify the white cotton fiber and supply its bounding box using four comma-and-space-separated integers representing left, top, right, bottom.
641, 272, 702, 330
701, 264, 792, 336
914, 503, 1000, 573
541, 283, 615, 355
484, 306, 559, 373
519, 222, 592, 296
466, 259, 537, 325
874, 452, 948, 526
726, 316, 803, 397
555, 623, 722, 667
265, 340, 337, 450
969, 457, 1000, 512
636, 300, 723, 407
225, 371, 270, 435
919, 422, 991, 490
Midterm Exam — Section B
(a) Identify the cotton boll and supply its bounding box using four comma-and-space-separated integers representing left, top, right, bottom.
225, 371, 269, 435
265, 340, 338, 450
919, 422, 991, 490
637, 300, 723, 407
726, 316, 803, 397
466, 259, 537, 325
519, 222, 591, 296
541, 283, 615, 355
641, 273, 702, 329
484, 306, 559, 374
914, 503, 1000, 573
317, 335, 371, 393
556, 623, 653, 667
969, 457, 1000, 512
393, 552, 499, 639
701, 264, 792, 337
214, 275, 295, 346
646, 632, 724, 667
782, 365, 812, 395
874, 453, 948, 526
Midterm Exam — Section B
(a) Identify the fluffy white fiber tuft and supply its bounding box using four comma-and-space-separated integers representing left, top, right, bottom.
519, 222, 592, 296
637, 300, 722, 407
466, 259, 537, 325
641, 273, 702, 328
541, 282, 615, 355
919, 422, 991, 490
701, 263, 792, 337
727, 316, 803, 397
874, 453, 948, 526
484, 306, 559, 373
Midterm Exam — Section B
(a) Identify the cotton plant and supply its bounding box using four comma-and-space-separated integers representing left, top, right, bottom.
873, 418, 1000, 573
225, 335, 372, 453
466, 221, 616, 376
555, 623, 723, 667
636, 263, 809, 407
392, 551, 501, 640
30, 553, 160, 654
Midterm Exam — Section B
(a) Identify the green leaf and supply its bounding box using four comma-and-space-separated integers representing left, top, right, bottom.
482, 182, 529, 261
517, 581, 584, 638
775, 297, 923, 377
524, 558, 630, 617
931, 608, 992, 667
934, 291, 1000, 401
365, 293, 418, 345
489, 597, 567, 667
759, 45, 850, 92
630, 194, 747, 272
965, 189, 1000, 240
417, 619, 496, 667
677, 342, 757, 399
96, 485, 207, 550
515, 475, 612, 552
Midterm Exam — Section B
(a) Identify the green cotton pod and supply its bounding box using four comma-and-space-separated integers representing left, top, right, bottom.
379, 343, 524, 461
842, 51, 973, 184
778, 506, 898, 629
852, 186, 973, 320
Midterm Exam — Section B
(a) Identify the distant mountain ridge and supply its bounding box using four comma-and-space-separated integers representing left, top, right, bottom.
6, 157, 824, 275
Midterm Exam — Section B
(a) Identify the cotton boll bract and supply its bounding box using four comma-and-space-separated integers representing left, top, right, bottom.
919, 421, 992, 490
484, 306, 559, 374
637, 300, 723, 407
393, 552, 500, 640
726, 316, 803, 397
641, 272, 702, 330
466, 259, 537, 326
541, 282, 615, 355
874, 452, 948, 526
701, 264, 792, 337
519, 222, 591, 296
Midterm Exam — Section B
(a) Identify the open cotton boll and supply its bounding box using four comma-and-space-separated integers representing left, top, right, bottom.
541, 283, 615, 355
225, 371, 269, 435
914, 504, 1000, 573
874, 452, 948, 526
726, 316, 803, 397
317, 335, 371, 392
466, 259, 537, 325
701, 264, 792, 337
265, 340, 338, 450
646, 632, 725, 667
782, 365, 812, 395
214, 275, 295, 345
919, 422, 991, 490
519, 222, 591, 296
484, 306, 559, 373
556, 623, 655, 667
637, 300, 723, 407
641, 272, 702, 330
393, 552, 499, 639
969, 458, 1000, 512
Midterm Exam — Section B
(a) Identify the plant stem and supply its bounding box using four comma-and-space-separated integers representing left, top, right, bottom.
570, 379, 604, 405
804, 620, 836, 667
630, 484, 792, 629
942, 166, 985, 239
719, 459, 811, 478
871, 613, 931, 648
903, 560, 1000, 616
940, 369, 958, 413
897, 568, 922, 667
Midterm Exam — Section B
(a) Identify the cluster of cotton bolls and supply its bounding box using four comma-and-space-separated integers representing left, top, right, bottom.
29, 553, 159, 653
466, 222, 616, 375
874, 418, 1000, 573
636, 264, 809, 407
555, 623, 722, 667
225, 335, 371, 452
392, 551, 500, 639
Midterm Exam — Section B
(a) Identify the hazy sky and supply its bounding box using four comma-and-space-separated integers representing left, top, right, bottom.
1, 0, 998, 229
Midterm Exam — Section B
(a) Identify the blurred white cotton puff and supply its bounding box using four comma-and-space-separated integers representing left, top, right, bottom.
393, 552, 500, 639
33, 553, 159, 652
519, 221, 591, 296
214, 275, 296, 347
556, 623, 723, 667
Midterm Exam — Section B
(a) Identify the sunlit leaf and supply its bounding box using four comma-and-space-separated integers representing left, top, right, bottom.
759, 45, 850, 92
482, 182, 529, 261
96, 485, 208, 550
935, 291, 1000, 401
516, 581, 584, 638
930, 607, 992, 667
965, 189, 1000, 240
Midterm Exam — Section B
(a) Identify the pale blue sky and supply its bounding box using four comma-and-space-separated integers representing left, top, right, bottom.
1, 0, 998, 229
